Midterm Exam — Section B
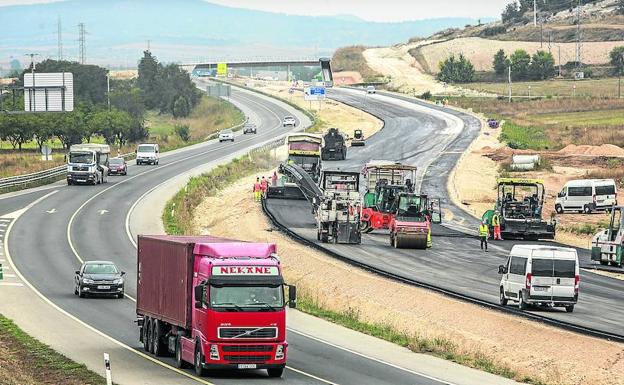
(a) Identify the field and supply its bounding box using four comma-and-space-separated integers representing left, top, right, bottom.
463, 78, 624, 98
0, 96, 244, 179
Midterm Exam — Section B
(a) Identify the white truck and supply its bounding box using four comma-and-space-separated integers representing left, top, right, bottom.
136, 143, 159, 165
67, 144, 110, 185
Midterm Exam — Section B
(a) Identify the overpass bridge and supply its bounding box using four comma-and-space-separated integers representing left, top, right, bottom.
184, 57, 333, 85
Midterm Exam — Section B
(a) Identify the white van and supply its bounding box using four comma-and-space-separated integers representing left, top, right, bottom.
366, 86, 376, 94
555, 179, 617, 214
498, 245, 579, 312
136, 143, 159, 165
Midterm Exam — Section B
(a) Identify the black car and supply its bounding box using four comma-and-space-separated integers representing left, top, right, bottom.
74, 261, 125, 299
243, 123, 257, 134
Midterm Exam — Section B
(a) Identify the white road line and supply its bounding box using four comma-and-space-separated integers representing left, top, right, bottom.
0, 282, 24, 287
288, 329, 460, 385
2, 273, 16, 278
2, 195, 218, 385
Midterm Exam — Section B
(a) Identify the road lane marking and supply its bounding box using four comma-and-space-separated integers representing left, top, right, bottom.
0, 282, 24, 286
2, 197, 217, 385
98, 209, 109, 215
46, 208, 57, 214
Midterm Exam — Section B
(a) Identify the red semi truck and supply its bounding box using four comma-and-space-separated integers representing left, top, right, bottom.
136, 235, 296, 378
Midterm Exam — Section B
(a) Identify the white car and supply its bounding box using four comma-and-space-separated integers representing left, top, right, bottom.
555, 179, 617, 214
366, 86, 376, 94
498, 245, 579, 312
219, 129, 234, 142
136, 143, 159, 165
283, 116, 297, 127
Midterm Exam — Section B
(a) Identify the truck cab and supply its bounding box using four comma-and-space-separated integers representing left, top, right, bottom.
67, 144, 110, 185
136, 236, 295, 378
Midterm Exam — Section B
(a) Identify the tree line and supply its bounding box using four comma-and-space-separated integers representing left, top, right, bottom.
0, 51, 200, 151
501, 0, 601, 24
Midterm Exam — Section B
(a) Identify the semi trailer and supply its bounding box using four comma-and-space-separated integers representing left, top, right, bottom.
286, 133, 323, 182
136, 235, 296, 378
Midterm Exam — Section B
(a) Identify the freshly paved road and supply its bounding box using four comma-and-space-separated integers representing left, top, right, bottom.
2, 86, 454, 385
265, 87, 624, 340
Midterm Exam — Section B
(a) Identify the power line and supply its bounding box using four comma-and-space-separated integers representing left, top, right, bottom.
78, 22, 86, 64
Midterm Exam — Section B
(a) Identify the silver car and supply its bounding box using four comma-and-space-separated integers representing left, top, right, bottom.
219, 129, 235, 142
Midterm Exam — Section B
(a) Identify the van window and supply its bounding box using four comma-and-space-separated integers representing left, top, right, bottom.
595, 185, 616, 196
568, 186, 592, 197
553, 260, 576, 278
531, 259, 553, 276
509, 256, 527, 275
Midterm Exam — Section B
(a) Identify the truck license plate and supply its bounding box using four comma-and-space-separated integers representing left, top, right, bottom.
533, 286, 548, 291
237, 364, 257, 369
97, 285, 110, 290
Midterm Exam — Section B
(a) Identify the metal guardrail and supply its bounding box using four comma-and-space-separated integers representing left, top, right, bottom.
0, 152, 134, 192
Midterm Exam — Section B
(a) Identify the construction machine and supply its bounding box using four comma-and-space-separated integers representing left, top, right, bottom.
360, 161, 418, 233
286, 133, 323, 183
321, 128, 347, 161
351, 129, 365, 147
389, 193, 441, 249
482, 178, 556, 240
591, 206, 624, 267
315, 170, 361, 244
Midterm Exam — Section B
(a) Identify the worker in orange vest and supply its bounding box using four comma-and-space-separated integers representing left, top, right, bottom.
271, 171, 278, 187
253, 177, 262, 201
260, 176, 268, 195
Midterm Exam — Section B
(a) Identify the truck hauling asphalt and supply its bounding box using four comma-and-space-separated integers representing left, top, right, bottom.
136, 235, 296, 378
321, 128, 347, 161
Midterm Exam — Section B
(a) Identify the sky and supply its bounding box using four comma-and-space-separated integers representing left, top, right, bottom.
0, 0, 509, 21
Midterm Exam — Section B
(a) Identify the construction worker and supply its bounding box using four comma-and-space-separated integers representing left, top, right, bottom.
260, 176, 268, 197
253, 177, 262, 202
479, 220, 489, 252
492, 210, 503, 240
271, 171, 278, 187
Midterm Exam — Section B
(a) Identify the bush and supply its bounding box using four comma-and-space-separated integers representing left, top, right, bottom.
437, 54, 475, 83
419, 91, 432, 100
480, 26, 507, 37
174, 124, 191, 142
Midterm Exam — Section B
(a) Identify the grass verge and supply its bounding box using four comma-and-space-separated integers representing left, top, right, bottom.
163, 149, 279, 235
0, 314, 107, 385
298, 296, 548, 385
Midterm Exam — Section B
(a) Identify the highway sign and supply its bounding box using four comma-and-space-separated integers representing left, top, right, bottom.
304, 86, 325, 101
24, 72, 74, 112
217, 63, 228, 76
41, 144, 52, 156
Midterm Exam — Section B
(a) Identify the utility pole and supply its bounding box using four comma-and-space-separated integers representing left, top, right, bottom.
508, 65, 512, 103
558, 45, 562, 77
575, 0, 582, 70
78, 22, 86, 64
534, 0, 537, 27
57, 16, 63, 61
619, 54, 623, 99
107, 71, 111, 111
26, 53, 39, 111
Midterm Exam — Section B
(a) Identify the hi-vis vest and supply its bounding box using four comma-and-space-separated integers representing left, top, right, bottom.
479, 225, 489, 237
492, 214, 500, 226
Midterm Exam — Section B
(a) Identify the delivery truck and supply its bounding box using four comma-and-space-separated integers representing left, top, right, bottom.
136, 235, 296, 378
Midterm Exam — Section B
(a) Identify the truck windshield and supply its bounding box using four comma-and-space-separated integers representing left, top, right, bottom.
210, 286, 284, 311
69, 152, 94, 164
138, 145, 155, 152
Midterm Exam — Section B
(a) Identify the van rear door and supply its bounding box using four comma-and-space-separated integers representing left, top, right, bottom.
551, 250, 577, 300
529, 249, 554, 301
594, 182, 617, 208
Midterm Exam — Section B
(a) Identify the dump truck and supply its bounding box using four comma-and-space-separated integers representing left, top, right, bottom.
321, 128, 347, 161
67, 143, 110, 185
286, 133, 323, 182
389, 193, 441, 249
360, 161, 417, 233
136, 235, 296, 378
482, 178, 556, 240
351, 129, 365, 147
316, 170, 361, 244
592, 206, 623, 267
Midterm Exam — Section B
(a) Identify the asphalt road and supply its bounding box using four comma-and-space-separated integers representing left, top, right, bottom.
2, 86, 449, 385
265, 87, 624, 340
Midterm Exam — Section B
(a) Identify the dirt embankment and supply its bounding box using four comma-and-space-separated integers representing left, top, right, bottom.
192, 173, 624, 385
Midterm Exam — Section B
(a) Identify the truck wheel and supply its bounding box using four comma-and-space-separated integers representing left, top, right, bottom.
555, 204, 563, 214
152, 321, 165, 357
565, 305, 575, 313
142, 318, 150, 352
518, 291, 527, 310
67, 179, 73, 186
146, 319, 154, 353
499, 287, 508, 306
267, 367, 284, 378
175, 337, 189, 368
583, 204, 592, 214
359, 221, 371, 233
194, 344, 206, 377
320, 233, 329, 243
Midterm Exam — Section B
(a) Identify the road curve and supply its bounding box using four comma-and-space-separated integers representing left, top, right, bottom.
265, 87, 624, 341
3, 85, 454, 385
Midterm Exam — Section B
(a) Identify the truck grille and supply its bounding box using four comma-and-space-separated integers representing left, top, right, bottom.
218, 327, 278, 339
222, 345, 273, 352
224, 355, 271, 362
73, 166, 89, 171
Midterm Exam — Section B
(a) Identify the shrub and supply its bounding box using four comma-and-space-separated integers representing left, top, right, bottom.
419, 91, 432, 100
174, 124, 191, 142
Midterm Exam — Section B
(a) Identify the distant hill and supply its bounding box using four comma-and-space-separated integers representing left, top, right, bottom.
0, 0, 485, 68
